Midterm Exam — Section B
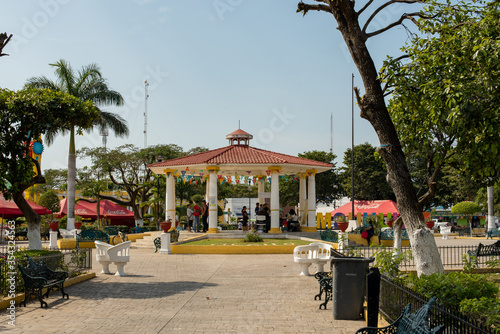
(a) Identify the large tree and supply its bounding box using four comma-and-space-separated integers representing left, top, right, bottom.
0, 88, 98, 249
341, 143, 395, 201
383, 0, 500, 208
25, 59, 128, 230
78, 144, 184, 225
297, 0, 444, 275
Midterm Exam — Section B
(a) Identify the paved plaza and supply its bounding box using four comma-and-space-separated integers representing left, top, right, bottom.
0, 232, 489, 334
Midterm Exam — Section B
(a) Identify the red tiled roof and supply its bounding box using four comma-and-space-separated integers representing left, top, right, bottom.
149, 145, 333, 168
226, 129, 252, 137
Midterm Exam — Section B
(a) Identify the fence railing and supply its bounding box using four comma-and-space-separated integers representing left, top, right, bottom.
0, 248, 92, 296
379, 274, 494, 333
346, 245, 499, 269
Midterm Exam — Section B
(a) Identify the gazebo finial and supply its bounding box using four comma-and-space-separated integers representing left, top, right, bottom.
226, 128, 253, 146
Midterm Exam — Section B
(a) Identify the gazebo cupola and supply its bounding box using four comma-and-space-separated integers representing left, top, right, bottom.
226, 129, 253, 146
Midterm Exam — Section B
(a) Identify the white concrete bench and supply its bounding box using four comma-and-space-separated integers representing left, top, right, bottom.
59, 228, 77, 238
95, 240, 132, 276
309, 242, 333, 273
293, 245, 320, 276
439, 226, 452, 239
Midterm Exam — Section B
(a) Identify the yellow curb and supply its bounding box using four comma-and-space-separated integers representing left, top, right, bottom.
171, 244, 299, 254
0, 272, 96, 310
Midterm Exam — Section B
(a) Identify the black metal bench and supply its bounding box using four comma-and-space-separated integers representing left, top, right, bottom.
467, 240, 500, 265
18, 255, 69, 308
356, 296, 444, 333
314, 271, 333, 309
486, 228, 500, 239
313, 249, 346, 310
76, 228, 110, 247
154, 229, 180, 252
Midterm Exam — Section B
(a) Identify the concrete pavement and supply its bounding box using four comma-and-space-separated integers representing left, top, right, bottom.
0, 231, 491, 333
0, 242, 366, 333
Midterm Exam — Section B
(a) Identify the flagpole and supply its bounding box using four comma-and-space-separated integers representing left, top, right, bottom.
351, 74, 355, 219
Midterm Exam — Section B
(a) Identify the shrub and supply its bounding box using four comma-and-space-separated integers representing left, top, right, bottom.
459, 297, 500, 330
243, 231, 263, 242
406, 272, 499, 307
373, 247, 412, 279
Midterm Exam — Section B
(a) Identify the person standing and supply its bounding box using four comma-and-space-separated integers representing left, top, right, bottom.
193, 201, 201, 233
201, 200, 209, 232
241, 206, 249, 232
365, 221, 374, 246
186, 204, 194, 232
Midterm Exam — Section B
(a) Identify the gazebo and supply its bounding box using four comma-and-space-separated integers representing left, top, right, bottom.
148, 129, 333, 233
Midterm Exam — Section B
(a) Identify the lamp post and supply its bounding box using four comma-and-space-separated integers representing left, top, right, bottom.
156, 156, 163, 231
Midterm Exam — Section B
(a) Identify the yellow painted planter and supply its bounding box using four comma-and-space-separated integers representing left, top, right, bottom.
172, 244, 297, 254
348, 234, 410, 247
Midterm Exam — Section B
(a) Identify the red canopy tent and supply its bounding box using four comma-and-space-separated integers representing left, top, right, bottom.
0, 194, 52, 218
331, 200, 399, 218
57, 198, 135, 226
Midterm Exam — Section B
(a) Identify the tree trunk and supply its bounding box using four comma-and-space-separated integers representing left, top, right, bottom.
67, 126, 76, 230
13, 191, 42, 250
314, 1, 444, 275
392, 217, 403, 259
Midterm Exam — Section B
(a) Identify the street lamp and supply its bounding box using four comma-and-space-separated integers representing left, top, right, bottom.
156, 156, 163, 231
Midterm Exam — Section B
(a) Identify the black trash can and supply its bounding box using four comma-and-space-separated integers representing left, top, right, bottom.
331, 257, 375, 320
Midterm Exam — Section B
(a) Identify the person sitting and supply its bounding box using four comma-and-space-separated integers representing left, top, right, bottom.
287, 209, 300, 232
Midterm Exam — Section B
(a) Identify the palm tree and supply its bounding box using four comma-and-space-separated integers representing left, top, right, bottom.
26, 59, 129, 229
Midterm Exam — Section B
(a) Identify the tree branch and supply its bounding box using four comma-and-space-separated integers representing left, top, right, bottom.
358, 0, 375, 17
0, 33, 12, 57
362, 0, 421, 35
296, 2, 332, 16
365, 12, 423, 38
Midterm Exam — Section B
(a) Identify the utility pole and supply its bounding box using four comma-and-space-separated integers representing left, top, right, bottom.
144, 80, 149, 148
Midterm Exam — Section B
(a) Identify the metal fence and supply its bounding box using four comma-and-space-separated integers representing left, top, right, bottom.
0, 248, 92, 296
379, 274, 494, 333
345, 245, 499, 269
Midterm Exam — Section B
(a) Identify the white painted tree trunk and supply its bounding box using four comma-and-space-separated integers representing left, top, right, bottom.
487, 186, 495, 231
27, 221, 42, 250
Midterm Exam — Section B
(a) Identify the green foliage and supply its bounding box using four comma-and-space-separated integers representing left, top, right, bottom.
38, 190, 61, 213
451, 201, 483, 215
337, 214, 347, 223
373, 247, 413, 278
462, 254, 477, 274
191, 194, 205, 203
383, 0, 500, 189
0, 88, 99, 197
340, 143, 395, 201
485, 258, 500, 269
459, 297, 500, 330
406, 272, 499, 307
243, 231, 263, 242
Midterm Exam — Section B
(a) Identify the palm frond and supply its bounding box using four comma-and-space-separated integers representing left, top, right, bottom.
25, 76, 59, 90
50, 59, 75, 94
96, 110, 129, 138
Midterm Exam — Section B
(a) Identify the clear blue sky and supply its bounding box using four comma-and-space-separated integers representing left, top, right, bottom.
1, 0, 418, 171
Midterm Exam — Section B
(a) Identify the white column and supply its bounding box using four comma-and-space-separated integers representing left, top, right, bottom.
299, 174, 307, 223
269, 167, 281, 233
207, 167, 219, 233
165, 169, 176, 224
307, 170, 317, 232
487, 186, 495, 231
49, 231, 58, 250
257, 176, 265, 205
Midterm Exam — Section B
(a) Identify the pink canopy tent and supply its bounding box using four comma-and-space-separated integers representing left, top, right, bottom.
0, 194, 52, 218
331, 200, 399, 218
57, 198, 135, 226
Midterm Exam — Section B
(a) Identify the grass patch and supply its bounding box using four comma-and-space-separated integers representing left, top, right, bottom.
183, 238, 313, 246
